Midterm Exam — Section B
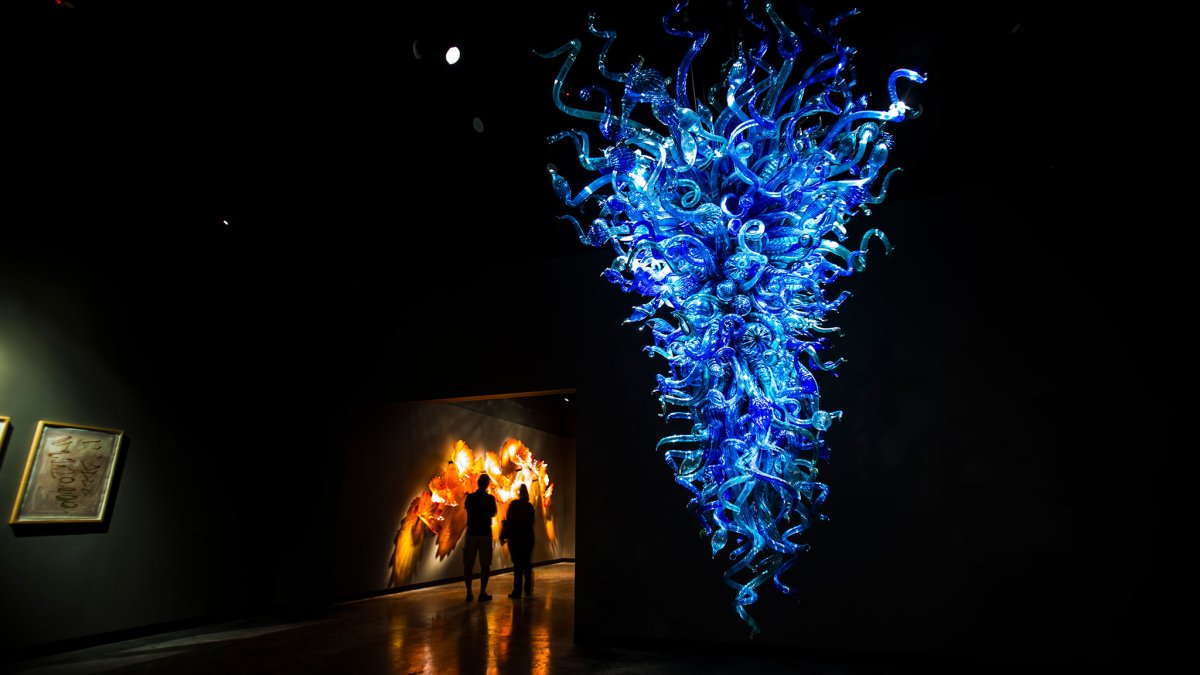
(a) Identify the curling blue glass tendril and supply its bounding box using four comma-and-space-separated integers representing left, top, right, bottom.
540, 1, 924, 634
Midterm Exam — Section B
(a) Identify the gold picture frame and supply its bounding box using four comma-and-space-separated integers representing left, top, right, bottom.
0, 416, 10, 454
10, 421, 125, 524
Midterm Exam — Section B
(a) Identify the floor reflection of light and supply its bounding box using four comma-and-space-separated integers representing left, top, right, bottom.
386, 603, 409, 674
486, 597, 510, 674
388, 631, 404, 674
382, 564, 571, 675
12, 565, 579, 675
531, 605, 552, 675
503, 597, 524, 673
387, 595, 446, 675
130, 624, 306, 650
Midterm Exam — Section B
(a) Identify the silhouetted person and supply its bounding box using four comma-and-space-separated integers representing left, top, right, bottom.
503, 483, 535, 598
463, 474, 497, 602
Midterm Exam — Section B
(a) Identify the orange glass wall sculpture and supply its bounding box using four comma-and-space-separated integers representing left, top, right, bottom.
391, 438, 555, 586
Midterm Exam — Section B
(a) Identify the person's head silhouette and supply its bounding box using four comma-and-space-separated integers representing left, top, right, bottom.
518, 483, 530, 501
477, 474, 490, 491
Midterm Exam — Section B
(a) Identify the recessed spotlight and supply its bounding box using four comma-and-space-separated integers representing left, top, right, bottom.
472, 117, 484, 133
446, 46, 461, 65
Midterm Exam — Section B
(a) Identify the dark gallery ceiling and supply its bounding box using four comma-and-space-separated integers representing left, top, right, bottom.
8, 0, 1102, 267
449, 393, 576, 437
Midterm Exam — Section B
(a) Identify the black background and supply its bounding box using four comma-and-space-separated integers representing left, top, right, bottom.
3, 0, 1171, 668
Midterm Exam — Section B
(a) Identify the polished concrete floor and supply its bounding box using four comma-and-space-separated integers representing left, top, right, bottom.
7, 563, 998, 675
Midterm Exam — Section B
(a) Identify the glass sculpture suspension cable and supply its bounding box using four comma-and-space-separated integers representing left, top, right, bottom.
540, 1, 924, 634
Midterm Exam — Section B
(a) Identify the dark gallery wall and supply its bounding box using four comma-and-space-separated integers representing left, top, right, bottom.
0, 264, 273, 653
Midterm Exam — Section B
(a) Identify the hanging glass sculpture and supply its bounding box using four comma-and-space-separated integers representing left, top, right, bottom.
540, 1, 923, 633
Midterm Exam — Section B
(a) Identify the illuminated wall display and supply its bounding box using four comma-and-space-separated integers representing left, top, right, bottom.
391, 439, 556, 586
540, 3, 923, 632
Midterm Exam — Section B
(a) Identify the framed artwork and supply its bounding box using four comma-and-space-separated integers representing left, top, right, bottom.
10, 421, 125, 524
0, 416, 9, 453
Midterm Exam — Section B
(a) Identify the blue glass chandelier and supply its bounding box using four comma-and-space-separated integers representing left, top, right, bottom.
540, 1, 923, 633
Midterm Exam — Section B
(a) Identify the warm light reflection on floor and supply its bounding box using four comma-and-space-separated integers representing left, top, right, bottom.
8, 562, 881, 675
383, 564, 569, 675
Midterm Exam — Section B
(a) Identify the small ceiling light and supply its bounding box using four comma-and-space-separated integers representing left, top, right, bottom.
412, 40, 422, 59
446, 46, 461, 65
472, 117, 485, 133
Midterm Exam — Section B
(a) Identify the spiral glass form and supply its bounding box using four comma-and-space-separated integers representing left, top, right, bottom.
540, 2, 923, 634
